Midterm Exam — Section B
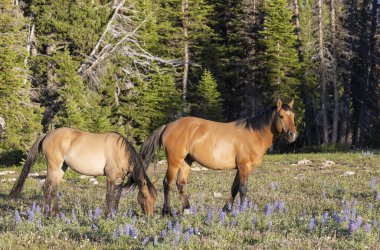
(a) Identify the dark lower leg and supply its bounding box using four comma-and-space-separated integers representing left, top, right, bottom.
105, 180, 115, 217
113, 184, 123, 212
162, 167, 179, 216
43, 182, 52, 216
223, 171, 240, 212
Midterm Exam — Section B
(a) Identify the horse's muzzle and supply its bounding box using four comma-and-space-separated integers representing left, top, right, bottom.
287, 131, 297, 142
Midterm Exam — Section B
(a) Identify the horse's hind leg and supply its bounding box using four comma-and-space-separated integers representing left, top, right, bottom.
176, 157, 193, 214
43, 160, 66, 216
112, 179, 124, 212
223, 170, 240, 212
162, 165, 180, 216
105, 178, 116, 217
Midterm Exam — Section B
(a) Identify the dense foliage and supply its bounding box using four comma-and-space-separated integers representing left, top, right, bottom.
0, 0, 379, 163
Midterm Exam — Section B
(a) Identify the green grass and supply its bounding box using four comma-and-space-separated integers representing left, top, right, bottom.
0, 152, 379, 249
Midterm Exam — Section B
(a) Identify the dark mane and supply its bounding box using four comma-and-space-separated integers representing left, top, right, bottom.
116, 135, 157, 198
238, 104, 293, 132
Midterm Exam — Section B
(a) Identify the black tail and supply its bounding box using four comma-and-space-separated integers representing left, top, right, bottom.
139, 125, 167, 170
9, 134, 46, 197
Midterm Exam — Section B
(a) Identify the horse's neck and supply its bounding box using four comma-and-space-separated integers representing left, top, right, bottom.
246, 125, 275, 154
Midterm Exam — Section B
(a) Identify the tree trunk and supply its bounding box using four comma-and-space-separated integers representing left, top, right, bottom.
182, 0, 189, 104
318, 0, 329, 145
330, 0, 339, 144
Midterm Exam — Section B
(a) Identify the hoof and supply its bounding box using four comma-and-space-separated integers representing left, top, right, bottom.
162, 207, 172, 216
222, 203, 232, 213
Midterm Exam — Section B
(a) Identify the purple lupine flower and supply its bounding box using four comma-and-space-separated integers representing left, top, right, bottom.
132, 215, 136, 224
142, 237, 150, 245
60, 212, 65, 220
248, 200, 253, 209
154, 236, 158, 245
167, 220, 172, 230
236, 196, 241, 208
37, 218, 42, 232
205, 209, 213, 225
370, 179, 375, 189
219, 210, 226, 224
231, 219, 236, 228
373, 219, 378, 227
111, 209, 116, 221
270, 182, 276, 191
376, 190, 380, 201
130, 227, 138, 239
36, 205, 41, 214
92, 223, 99, 231
190, 205, 197, 215
356, 216, 362, 228
32, 201, 37, 211
174, 232, 180, 245
232, 204, 239, 216
309, 218, 315, 231
264, 204, 272, 217
125, 224, 131, 234
28, 209, 35, 222
113, 229, 118, 239
71, 209, 77, 222
349, 219, 357, 234
200, 205, 205, 214
275, 182, 280, 190
15, 210, 22, 223
253, 203, 258, 211
343, 206, 350, 222
184, 231, 190, 243
332, 211, 341, 224
44, 205, 50, 216
321, 212, 328, 226
119, 225, 124, 236
351, 200, 357, 219
365, 223, 371, 233
88, 209, 93, 221
252, 216, 257, 228
194, 227, 199, 235
175, 221, 182, 232
268, 220, 273, 230
94, 207, 102, 219
128, 208, 133, 217
58, 191, 63, 200
65, 218, 71, 224
279, 200, 285, 212
161, 229, 166, 239
240, 197, 248, 212
172, 208, 177, 217
122, 211, 127, 218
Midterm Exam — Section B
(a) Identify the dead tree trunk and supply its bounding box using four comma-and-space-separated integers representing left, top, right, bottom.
182, 0, 189, 104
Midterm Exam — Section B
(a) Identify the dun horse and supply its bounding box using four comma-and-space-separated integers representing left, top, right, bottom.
9, 128, 157, 216
140, 99, 297, 215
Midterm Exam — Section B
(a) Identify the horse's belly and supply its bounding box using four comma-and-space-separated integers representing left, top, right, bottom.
64, 154, 106, 176
190, 144, 236, 170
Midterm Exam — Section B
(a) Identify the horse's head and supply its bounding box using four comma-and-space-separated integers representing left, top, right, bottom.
137, 177, 158, 216
273, 99, 297, 142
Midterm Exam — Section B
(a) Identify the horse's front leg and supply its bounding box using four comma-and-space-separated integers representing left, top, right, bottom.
223, 170, 240, 212
105, 178, 116, 217
237, 163, 251, 207
112, 179, 124, 212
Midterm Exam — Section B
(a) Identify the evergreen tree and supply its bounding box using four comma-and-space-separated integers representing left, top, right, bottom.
257, 0, 300, 102
0, 0, 42, 163
194, 70, 224, 121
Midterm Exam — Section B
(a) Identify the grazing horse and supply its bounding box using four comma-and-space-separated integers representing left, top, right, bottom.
9, 128, 157, 216
140, 99, 297, 215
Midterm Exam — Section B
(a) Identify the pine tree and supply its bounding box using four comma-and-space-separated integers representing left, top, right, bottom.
194, 70, 224, 121
257, 0, 300, 102
0, 0, 42, 163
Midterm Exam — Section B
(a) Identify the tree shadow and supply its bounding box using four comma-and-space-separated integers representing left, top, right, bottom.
0, 149, 24, 167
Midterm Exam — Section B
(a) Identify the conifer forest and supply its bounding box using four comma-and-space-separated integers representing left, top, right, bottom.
1, 0, 379, 164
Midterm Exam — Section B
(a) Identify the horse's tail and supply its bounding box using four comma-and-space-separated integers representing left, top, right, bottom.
140, 124, 167, 170
9, 134, 46, 198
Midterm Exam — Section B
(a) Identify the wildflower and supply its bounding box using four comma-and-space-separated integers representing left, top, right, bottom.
231, 219, 236, 228
113, 229, 118, 239
172, 208, 177, 217
264, 204, 272, 217
71, 209, 77, 222
309, 218, 315, 231
94, 207, 102, 219
356, 216, 362, 228
154, 236, 158, 245
28, 210, 35, 222
190, 205, 197, 215
321, 212, 328, 226
268, 220, 272, 230
167, 220, 172, 230
36, 205, 41, 214
130, 227, 138, 239
236, 196, 241, 208
128, 208, 133, 217
240, 197, 248, 212
368, 203, 373, 210
194, 227, 199, 235
88, 209, 93, 221
232, 204, 239, 216
32, 201, 37, 211
275, 182, 280, 190
119, 225, 124, 236
60, 212, 65, 220
365, 223, 371, 233
370, 179, 375, 189
200, 205, 205, 214
349, 219, 356, 234
248, 200, 253, 210
92, 223, 99, 231
15, 210, 22, 223
125, 224, 131, 234
376, 190, 380, 201
142, 237, 150, 245
373, 219, 378, 227
205, 209, 213, 225
37, 218, 42, 232
175, 221, 182, 232
111, 209, 116, 221
278, 201, 285, 212
184, 231, 190, 243
174, 232, 180, 245
65, 218, 71, 224
219, 210, 226, 224
343, 206, 350, 222
253, 203, 258, 211
58, 191, 63, 200
44, 205, 50, 216
270, 182, 276, 191
161, 229, 166, 239
132, 215, 136, 224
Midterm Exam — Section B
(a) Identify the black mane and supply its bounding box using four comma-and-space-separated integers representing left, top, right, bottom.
238, 104, 293, 132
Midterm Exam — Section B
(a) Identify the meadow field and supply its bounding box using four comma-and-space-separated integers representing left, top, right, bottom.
0, 152, 379, 249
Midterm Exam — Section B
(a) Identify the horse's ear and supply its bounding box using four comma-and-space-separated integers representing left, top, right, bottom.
288, 100, 294, 109
277, 99, 282, 111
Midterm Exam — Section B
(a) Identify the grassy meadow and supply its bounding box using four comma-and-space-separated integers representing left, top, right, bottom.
0, 152, 379, 249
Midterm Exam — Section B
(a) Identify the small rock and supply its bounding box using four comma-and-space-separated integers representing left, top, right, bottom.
80, 175, 91, 179
213, 192, 223, 198
8, 178, 16, 182
322, 160, 335, 167
201, 167, 208, 171
92, 180, 99, 185
89, 177, 97, 183
28, 173, 39, 177
297, 159, 312, 165
157, 160, 167, 165
342, 171, 355, 176
183, 209, 191, 215
0, 170, 15, 176
192, 167, 201, 171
